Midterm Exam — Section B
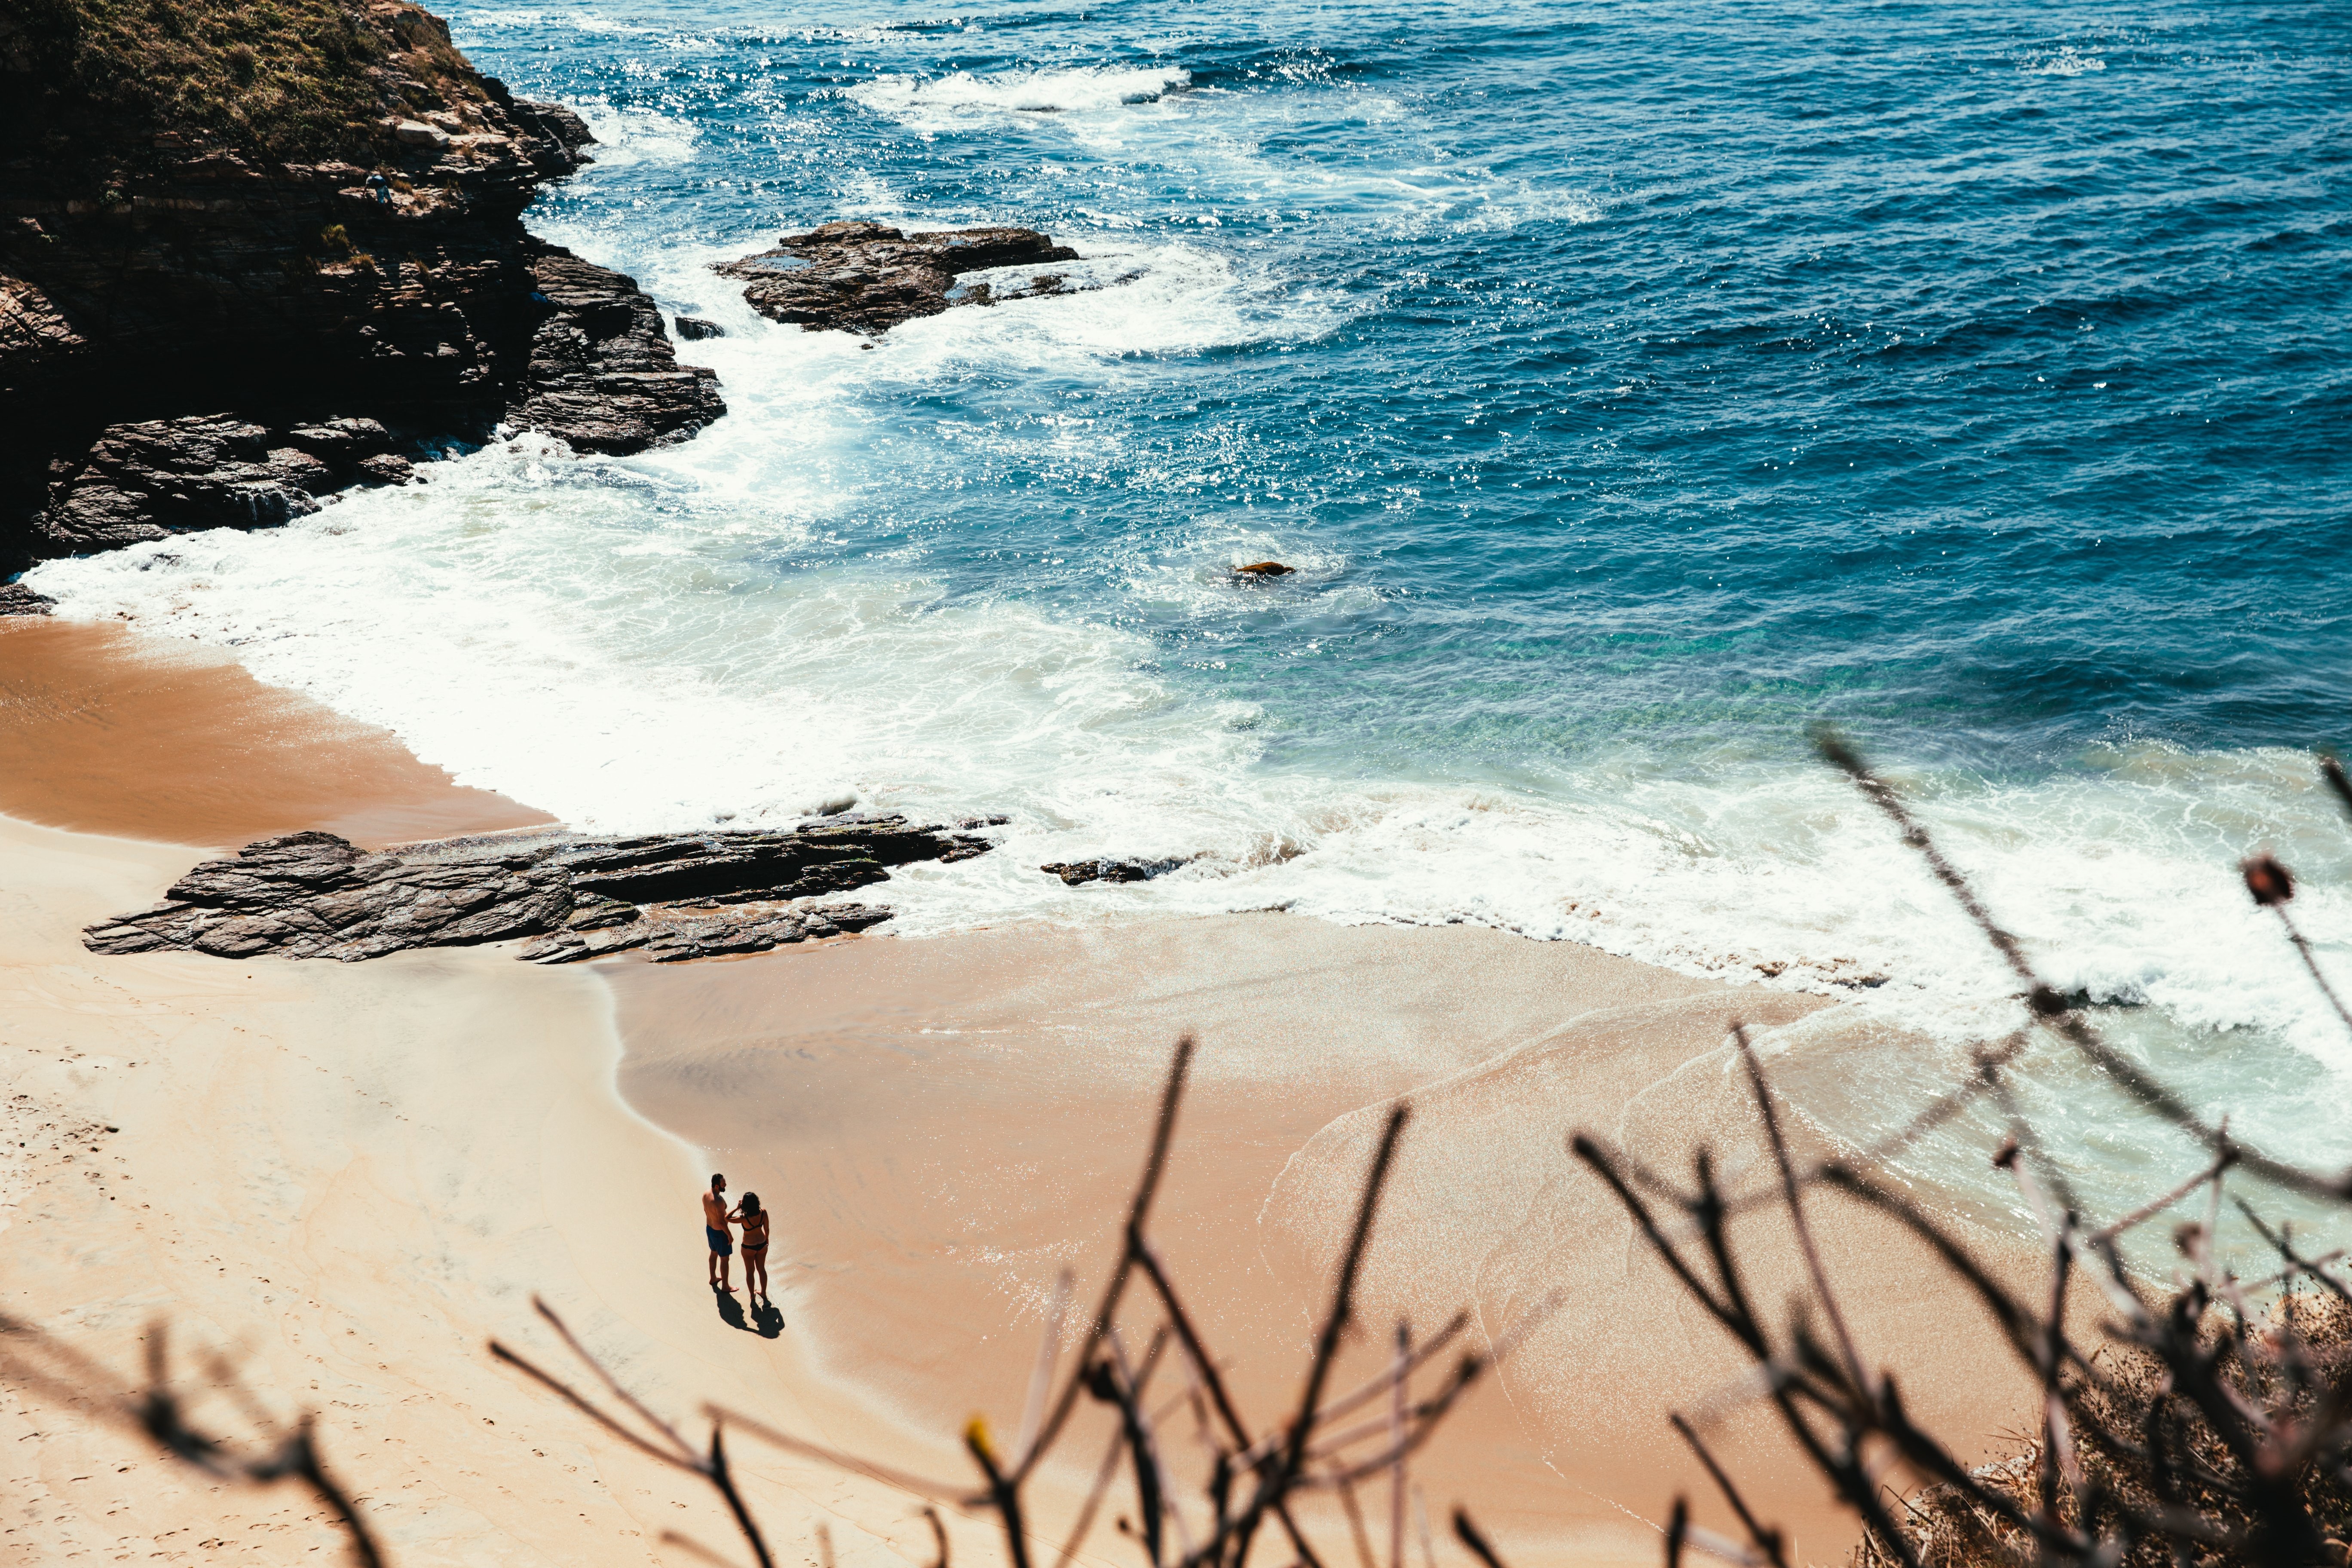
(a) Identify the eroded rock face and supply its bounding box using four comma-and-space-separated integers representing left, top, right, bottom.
84, 815, 994, 964
86, 830, 574, 962
714, 221, 1079, 335
39, 414, 387, 551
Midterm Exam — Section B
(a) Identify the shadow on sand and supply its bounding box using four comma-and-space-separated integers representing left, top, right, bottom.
714, 1287, 784, 1339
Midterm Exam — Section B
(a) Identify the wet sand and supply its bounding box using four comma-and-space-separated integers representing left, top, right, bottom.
0, 617, 549, 848
612, 919, 2053, 1566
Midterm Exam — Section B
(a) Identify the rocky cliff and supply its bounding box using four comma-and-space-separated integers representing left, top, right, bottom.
0, 0, 722, 585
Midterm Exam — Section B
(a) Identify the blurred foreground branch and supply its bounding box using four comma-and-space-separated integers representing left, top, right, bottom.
1573, 735, 2352, 1568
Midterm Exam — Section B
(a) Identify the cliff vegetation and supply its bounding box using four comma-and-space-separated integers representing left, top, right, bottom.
5, 0, 486, 165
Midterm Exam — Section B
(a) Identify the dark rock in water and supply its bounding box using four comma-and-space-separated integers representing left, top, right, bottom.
38, 415, 340, 551
0, 581, 55, 616
33, 412, 434, 549
545, 814, 983, 904
357, 453, 416, 486
506, 246, 726, 454
673, 316, 726, 340
715, 220, 1080, 336
1041, 856, 1191, 886
508, 100, 597, 165
1234, 561, 1294, 578
85, 814, 993, 965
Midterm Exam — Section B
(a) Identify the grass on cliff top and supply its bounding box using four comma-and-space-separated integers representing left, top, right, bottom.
21, 0, 486, 162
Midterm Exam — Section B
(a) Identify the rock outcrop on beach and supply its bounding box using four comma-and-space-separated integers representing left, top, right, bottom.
83, 814, 994, 964
715, 220, 1080, 335
0, 0, 723, 575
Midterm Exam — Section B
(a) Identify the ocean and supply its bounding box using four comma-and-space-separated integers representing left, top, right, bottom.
28, 0, 2352, 1242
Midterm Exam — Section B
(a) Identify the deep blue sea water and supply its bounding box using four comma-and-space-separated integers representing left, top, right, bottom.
30, 0, 2352, 1229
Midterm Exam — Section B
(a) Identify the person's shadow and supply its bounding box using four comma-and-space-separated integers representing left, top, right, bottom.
713, 1288, 785, 1339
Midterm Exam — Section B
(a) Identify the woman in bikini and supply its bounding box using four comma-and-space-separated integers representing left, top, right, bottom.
732, 1191, 771, 1308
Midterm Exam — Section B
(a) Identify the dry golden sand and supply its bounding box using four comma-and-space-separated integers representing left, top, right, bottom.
0, 619, 2049, 1567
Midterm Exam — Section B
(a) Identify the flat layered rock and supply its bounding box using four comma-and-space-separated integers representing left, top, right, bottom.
715, 221, 1079, 335
517, 901, 893, 965
85, 830, 572, 962
85, 814, 994, 964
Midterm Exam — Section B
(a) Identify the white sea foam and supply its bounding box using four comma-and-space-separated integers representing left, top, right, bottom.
2021, 45, 2107, 76
848, 66, 1194, 129
31, 453, 2352, 1109
568, 103, 700, 168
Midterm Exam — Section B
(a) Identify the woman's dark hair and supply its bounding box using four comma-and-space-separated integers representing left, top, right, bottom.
740, 1192, 761, 1216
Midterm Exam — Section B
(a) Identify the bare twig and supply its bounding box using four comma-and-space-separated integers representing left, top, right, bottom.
0, 1315, 386, 1568
1813, 727, 2352, 1203
1450, 1507, 1507, 1568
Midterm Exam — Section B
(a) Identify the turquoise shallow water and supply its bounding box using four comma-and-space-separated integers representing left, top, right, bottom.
28, 1, 2352, 1239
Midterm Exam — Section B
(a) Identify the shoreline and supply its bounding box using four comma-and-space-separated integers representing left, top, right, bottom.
0, 617, 2052, 1566
0, 617, 553, 849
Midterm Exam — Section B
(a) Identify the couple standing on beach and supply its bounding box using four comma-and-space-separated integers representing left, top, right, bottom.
702, 1173, 772, 1306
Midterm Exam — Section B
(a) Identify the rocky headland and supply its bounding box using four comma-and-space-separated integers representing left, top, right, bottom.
1, 0, 723, 594
83, 812, 1000, 965
716, 220, 1081, 335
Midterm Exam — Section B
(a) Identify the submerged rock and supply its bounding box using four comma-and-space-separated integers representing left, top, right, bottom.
86, 814, 995, 964
714, 220, 1080, 336
673, 316, 726, 340
1234, 560, 1294, 578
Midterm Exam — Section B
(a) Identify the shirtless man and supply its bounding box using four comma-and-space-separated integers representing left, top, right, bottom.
703, 1173, 735, 1292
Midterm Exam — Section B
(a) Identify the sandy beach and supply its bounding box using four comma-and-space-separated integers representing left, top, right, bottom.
0, 616, 2052, 1568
